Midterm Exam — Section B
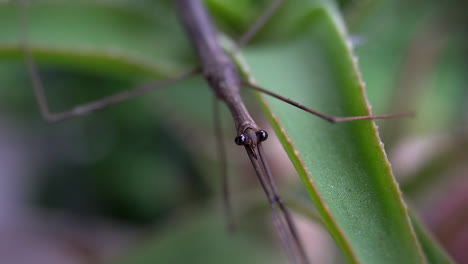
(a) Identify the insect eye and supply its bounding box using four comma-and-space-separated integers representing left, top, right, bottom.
234, 134, 247, 145
256, 130, 268, 142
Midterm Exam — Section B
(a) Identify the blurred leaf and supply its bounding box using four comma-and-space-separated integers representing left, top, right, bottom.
410, 214, 454, 264
0, 0, 191, 76
114, 209, 284, 264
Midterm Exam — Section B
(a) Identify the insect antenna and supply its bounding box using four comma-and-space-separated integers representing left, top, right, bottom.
257, 143, 309, 264
244, 145, 300, 264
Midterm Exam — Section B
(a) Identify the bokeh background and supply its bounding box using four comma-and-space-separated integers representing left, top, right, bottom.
0, 0, 466, 263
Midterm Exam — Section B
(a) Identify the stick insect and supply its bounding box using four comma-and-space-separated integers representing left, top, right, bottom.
16, 0, 411, 263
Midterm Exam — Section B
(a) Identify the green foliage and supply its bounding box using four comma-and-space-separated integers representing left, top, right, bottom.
0, 0, 461, 263
239, 1, 429, 262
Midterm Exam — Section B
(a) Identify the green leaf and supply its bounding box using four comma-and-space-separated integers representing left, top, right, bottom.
0, 0, 191, 77
238, 0, 440, 262
0, 0, 452, 263
114, 209, 285, 264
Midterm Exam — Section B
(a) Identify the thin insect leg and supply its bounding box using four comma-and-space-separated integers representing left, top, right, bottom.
235, 0, 286, 51
17, 0, 199, 123
26, 51, 197, 123
213, 97, 236, 232
258, 143, 309, 264
243, 81, 414, 123
245, 146, 299, 264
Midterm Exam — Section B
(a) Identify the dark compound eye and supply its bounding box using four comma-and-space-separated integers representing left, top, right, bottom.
234, 134, 247, 145
256, 130, 268, 142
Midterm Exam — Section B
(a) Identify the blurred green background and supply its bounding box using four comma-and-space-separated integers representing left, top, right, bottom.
0, 0, 466, 263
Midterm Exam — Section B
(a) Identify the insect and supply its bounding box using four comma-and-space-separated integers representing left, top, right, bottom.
12, 0, 411, 263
